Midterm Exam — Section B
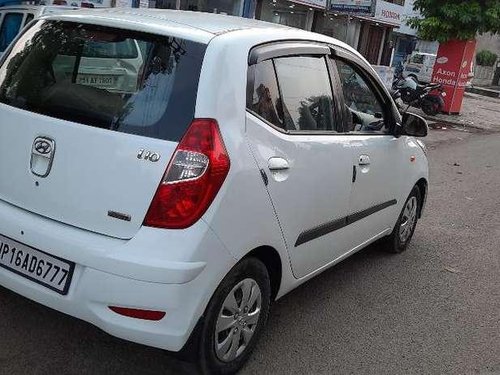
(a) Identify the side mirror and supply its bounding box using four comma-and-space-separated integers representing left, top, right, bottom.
401, 112, 428, 137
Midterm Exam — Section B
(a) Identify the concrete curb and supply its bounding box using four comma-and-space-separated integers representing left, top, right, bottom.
408, 106, 496, 133
465, 86, 500, 98
421, 114, 489, 132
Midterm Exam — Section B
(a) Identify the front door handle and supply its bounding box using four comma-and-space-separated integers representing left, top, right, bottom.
358, 155, 371, 166
268, 157, 289, 171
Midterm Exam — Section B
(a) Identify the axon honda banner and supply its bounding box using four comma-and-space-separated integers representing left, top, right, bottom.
431, 40, 476, 114
291, 0, 327, 9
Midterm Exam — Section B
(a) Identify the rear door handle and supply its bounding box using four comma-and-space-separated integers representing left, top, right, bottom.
358, 155, 371, 166
268, 157, 289, 171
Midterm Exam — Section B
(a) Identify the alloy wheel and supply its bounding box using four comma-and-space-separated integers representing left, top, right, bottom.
214, 278, 262, 362
399, 196, 418, 243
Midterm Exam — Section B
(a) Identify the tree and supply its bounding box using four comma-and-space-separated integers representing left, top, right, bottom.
408, 0, 500, 42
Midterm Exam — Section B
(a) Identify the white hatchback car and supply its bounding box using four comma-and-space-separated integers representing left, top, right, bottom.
0, 9, 429, 374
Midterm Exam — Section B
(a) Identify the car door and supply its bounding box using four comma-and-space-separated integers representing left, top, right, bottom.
245, 43, 354, 279
331, 52, 407, 247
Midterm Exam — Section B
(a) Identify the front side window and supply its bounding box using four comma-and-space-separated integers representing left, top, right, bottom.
274, 56, 336, 132
0, 13, 24, 52
335, 60, 389, 134
0, 20, 207, 142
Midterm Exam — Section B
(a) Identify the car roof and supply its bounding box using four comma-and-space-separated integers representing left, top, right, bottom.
107, 8, 293, 35
45, 8, 292, 36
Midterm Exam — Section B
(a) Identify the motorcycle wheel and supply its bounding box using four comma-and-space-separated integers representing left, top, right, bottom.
422, 101, 440, 116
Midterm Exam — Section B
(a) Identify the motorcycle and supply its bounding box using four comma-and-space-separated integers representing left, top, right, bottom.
391, 72, 446, 116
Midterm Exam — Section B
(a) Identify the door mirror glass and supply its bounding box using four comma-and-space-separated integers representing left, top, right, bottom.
402, 112, 428, 137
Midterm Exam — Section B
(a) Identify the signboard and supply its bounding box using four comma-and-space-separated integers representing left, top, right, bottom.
374, 0, 402, 26
330, 0, 374, 15
431, 39, 476, 114
291, 0, 327, 9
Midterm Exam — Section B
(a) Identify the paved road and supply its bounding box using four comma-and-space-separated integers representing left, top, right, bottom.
1, 130, 499, 375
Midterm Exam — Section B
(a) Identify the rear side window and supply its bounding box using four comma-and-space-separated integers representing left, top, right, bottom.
248, 60, 284, 130
0, 13, 24, 52
0, 21, 207, 142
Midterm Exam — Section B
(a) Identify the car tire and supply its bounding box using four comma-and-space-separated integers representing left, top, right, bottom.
384, 185, 421, 253
197, 257, 271, 375
421, 99, 441, 116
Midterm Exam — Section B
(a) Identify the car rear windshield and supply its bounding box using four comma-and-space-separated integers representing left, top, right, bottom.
0, 21, 207, 142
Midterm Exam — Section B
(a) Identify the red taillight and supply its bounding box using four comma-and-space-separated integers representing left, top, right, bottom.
109, 306, 166, 321
144, 119, 230, 229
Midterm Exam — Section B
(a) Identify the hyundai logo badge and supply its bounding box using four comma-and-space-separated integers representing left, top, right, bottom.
31, 136, 56, 177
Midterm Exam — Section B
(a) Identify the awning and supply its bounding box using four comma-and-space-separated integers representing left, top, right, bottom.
355, 15, 401, 28
0, 0, 25, 6
290, 0, 327, 10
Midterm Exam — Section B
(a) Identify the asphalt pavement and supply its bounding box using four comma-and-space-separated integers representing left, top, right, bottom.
1, 129, 499, 375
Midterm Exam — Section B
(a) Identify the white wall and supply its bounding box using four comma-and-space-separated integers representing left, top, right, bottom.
397, 0, 418, 36
416, 40, 439, 54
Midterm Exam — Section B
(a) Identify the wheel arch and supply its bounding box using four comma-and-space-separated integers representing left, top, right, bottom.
243, 246, 282, 301
177, 245, 284, 360
415, 177, 428, 218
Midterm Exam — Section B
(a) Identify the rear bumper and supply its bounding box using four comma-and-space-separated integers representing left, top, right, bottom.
0, 199, 236, 351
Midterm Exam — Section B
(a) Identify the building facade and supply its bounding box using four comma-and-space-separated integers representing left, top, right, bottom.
123, 0, 425, 68
253, 0, 414, 67
390, 0, 418, 66
141, 0, 252, 17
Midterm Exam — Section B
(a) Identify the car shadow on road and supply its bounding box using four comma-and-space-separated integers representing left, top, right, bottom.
0, 285, 197, 374
0, 240, 395, 375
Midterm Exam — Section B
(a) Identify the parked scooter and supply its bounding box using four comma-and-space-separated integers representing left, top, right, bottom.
391, 71, 446, 116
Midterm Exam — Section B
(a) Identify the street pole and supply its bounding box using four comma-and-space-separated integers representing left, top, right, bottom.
176, 0, 180, 9
345, 14, 350, 45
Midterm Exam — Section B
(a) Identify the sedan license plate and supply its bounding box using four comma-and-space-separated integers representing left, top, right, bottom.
0, 235, 74, 295
78, 74, 116, 87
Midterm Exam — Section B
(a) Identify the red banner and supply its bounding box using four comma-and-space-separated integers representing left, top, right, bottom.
431, 40, 476, 114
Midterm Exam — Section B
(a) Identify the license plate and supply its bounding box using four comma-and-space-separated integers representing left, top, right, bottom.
78, 74, 116, 87
0, 235, 74, 295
